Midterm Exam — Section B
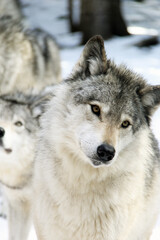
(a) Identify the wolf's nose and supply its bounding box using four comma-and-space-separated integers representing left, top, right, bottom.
97, 144, 115, 163
0, 127, 5, 138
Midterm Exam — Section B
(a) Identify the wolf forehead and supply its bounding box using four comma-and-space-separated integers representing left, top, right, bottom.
69, 64, 147, 106
0, 100, 28, 118
0, 99, 37, 131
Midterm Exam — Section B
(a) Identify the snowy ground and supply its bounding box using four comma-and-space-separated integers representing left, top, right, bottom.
0, 0, 160, 239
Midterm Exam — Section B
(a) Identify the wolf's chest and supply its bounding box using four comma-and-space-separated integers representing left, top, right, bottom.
52, 184, 128, 240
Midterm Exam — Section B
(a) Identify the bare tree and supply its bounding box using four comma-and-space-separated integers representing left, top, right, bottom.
68, 0, 81, 32
134, 0, 144, 2
80, 0, 129, 44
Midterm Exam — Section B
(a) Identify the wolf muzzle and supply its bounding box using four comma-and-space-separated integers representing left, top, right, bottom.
97, 143, 115, 163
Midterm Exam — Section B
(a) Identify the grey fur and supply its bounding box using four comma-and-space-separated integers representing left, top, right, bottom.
0, 92, 48, 240
0, 0, 22, 20
0, 18, 61, 95
33, 36, 160, 240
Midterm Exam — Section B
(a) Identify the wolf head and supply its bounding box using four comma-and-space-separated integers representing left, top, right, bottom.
45, 36, 160, 168
0, 95, 37, 160
0, 92, 48, 188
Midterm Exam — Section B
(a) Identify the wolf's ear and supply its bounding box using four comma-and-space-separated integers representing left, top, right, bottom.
139, 85, 160, 117
29, 94, 52, 120
70, 35, 107, 79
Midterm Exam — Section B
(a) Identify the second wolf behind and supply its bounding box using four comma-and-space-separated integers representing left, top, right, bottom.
0, 17, 61, 95
0, 92, 49, 240
0, 0, 22, 20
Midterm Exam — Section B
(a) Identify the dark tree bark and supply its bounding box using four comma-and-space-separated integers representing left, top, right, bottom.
68, 0, 74, 32
134, 0, 144, 2
80, 0, 129, 44
110, 0, 129, 36
68, 0, 80, 32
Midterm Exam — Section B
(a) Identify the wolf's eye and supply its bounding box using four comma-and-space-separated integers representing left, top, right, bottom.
121, 120, 131, 128
91, 105, 100, 117
15, 121, 23, 127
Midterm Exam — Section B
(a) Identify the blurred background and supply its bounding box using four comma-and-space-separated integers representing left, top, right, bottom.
17, 0, 160, 47
0, 0, 160, 239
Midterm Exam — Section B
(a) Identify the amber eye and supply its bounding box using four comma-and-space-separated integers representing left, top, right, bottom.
15, 121, 23, 127
121, 120, 131, 129
91, 105, 100, 117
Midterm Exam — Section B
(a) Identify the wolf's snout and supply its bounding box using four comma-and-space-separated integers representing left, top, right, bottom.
0, 127, 5, 138
97, 144, 115, 163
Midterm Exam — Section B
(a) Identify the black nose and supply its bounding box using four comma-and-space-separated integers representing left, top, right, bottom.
97, 143, 115, 163
0, 127, 5, 138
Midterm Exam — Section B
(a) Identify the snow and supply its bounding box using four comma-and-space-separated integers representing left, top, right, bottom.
0, 0, 160, 239
122, 0, 160, 36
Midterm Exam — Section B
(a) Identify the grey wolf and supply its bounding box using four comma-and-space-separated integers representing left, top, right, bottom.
0, 17, 61, 95
33, 35, 160, 240
0, 0, 22, 20
0, 92, 46, 240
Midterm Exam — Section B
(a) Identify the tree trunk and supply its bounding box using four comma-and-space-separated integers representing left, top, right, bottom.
134, 0, 145, 2
68, 0, 74, 32
80, 0, 129, 44
68, 0, 80, 32
110, 0, 129, 36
